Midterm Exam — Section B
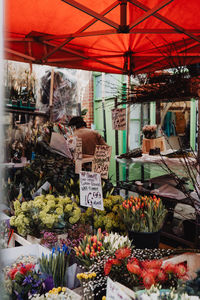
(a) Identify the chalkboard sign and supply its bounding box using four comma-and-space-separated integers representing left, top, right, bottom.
92, 145, 112, 179
79, 171, 104, 210
112, 108, 126, 130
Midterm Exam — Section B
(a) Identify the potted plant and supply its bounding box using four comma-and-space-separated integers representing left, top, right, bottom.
142, 125, 157, 139
120, 195, 168, 248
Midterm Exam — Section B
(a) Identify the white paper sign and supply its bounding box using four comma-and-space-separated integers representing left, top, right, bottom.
79, 171, 104, 210
106, 277, 132, 300
112, 108, 126, 130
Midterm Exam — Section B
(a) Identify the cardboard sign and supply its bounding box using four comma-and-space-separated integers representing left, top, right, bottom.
79, 171, 104, 210
106, 277, 132, 300
74, 137, 82, 174
112, 108, 126, 130
92, 145, 112, 179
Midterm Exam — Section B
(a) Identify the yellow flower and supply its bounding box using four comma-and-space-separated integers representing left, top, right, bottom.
102, 296, 106, 300
77, 273, 82, 280
62, 287, 67, 292
57, 287, 62, 292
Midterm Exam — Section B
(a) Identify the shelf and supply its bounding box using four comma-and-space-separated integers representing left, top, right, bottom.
5, 106, 48, 116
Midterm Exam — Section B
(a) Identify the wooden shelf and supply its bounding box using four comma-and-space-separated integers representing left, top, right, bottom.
5, 106, 48, 117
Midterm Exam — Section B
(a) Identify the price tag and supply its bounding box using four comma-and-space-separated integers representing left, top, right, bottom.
112, 108, 126, 130
92, 145, 112, 179
106, 278, 132, 300
80, 171, 104, 210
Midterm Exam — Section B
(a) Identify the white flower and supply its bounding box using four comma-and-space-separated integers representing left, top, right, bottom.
104, 232, 131, 251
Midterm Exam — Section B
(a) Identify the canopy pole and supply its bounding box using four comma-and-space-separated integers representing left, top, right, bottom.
102, 72, 107, 142
198, 98, 200, 163
49, 69, 54, 122
119, 0, 129, 33
126, 74, 131, 152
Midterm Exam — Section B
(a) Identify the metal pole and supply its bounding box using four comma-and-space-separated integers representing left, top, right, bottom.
115, 97, 119, 185
198, 98, 200, 163
102, 72, 107, 142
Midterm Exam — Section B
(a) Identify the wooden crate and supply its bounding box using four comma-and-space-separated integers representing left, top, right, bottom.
142, 136, 166, 154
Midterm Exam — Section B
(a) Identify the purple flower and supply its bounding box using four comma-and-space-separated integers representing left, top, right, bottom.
22, 275, 33, 285
43, 275, 54, 292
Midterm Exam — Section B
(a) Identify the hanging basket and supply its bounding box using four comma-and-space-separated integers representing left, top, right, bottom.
128, 230, 161, 249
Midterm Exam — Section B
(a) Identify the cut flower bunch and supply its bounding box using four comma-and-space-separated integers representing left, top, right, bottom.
104, 247, 188, 290
75, 229, 132, 268
10, 194, 81, 236
120, 195, 167, 232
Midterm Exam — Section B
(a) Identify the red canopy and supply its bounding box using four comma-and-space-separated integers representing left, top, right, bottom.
4, 0, 200, 74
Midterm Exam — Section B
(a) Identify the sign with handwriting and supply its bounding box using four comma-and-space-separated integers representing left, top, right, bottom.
106, 278, 131, 300
112, 108, 126, 130
80, 171, 104, 210
92, 145, 112, 179
74, 137, 82, 174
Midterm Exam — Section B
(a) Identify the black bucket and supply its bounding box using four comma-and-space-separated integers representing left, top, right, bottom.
128, 230, 161, 249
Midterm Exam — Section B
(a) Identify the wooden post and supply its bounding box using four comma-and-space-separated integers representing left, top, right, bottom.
102, 72, 107, 142
49, 69, 54, 121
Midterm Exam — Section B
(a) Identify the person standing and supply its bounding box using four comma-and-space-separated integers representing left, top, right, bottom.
68, 116, 108, 155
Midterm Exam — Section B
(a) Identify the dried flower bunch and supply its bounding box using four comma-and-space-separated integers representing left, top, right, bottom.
104, 247, 188, 290
142, 125, 157, 139
120, 195, 167, 232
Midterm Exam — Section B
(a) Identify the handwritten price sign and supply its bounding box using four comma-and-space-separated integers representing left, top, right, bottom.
92, 145, 112, 179
80, 171, 104, 210
112, 108, 126, 130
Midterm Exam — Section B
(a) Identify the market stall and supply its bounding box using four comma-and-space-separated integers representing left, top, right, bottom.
3, 0, 200, 299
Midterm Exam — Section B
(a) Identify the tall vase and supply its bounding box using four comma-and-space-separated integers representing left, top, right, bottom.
128, 230, 161, 249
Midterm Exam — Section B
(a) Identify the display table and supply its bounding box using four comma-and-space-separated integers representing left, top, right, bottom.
115, 154, 200, 248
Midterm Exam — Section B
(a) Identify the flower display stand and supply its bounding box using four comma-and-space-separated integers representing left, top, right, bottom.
27, 234, 41, 244
142, 136, 166, 154
163, 252, 200, 279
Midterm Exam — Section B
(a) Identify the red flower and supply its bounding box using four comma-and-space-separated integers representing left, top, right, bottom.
142, 272, 155, 289
9, 268, 19, 280
115, 248, 131, 260
141, 260, 162, 269
127, 263, 141, 276
175, 264, 187, 278
156, 269, 166, 282
128, 257, 139, 265
110, 259, 121, 266
25, 263, 35, 272
163, 263, 176, 274
147, 268, 159, 279
104, 261, 112, 276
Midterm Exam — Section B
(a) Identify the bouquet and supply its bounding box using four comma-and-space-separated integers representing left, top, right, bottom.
142, 125, 157, 139
4, 261, 53, 299
104, 247, 188, 290
10, 194, 81, 236
74, 229, 132, 268
120, 195, 167, 232
39, 245, 71, 287
81, 194, 126, 232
